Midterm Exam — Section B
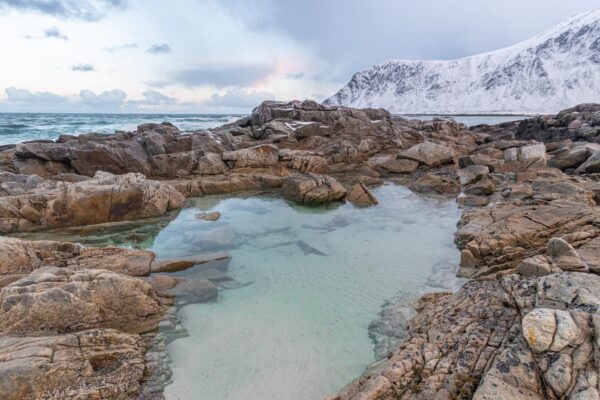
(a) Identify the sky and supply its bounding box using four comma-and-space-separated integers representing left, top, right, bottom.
0, 0, 598, 114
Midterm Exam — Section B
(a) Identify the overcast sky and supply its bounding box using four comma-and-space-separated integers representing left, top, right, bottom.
0, 0, 598, 113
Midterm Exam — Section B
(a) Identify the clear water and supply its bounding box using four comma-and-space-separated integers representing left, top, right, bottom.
0, 113, 243, 145
22, 184, 460, 400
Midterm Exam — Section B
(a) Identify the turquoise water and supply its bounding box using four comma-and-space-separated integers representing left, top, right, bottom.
16, 183, 460, 400
154, 185, 459, 400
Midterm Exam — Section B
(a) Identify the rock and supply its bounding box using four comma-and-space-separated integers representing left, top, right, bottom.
504, 143, 546, 169
195, 211, 221, 221
508, 183, 534, 200
376, 158, 419, 174
522, 308, 580, 353
464, 178, 495, 196
459, 153, 504, 171
457, 165, 489, 185
517, 255, 553, 277
398, 141, 455, 166
222, 144, 279, 168
548, 143, 600, 170
282, 173, 347, 205
0, 329, 146, 400
0, 267, 165, 334
190, 226, 237, 250
150, 252, 231, 273
168, 278, 218, 303
576, 149, 600, 174
68, 247, 155, 277
346, 182, 378, 206
410, 174, 460, 196
289, 155, 329, 173
521, 308, 557, 352
0, 172, 185, 233
457, 195, 489, 207
546, 237, 588, 272
456, 201, 600, 276
543, 353, 572, 397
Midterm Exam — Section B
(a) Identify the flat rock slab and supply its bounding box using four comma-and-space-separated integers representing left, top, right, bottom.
150, 252, 231, 273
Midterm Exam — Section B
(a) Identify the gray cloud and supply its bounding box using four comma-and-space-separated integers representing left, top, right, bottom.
44, 27, 67, 40
5, 87, 67, 103
105, 43, 137, 53
217, 0, 600, 81
0, 0, 127, 21
173, 65, 274, 88
79, 89, 126, 106
204, 88, 274, 108
146, 43, 172, 54
25, 27, 68, 40
134, 90, 176, 105
71, 63, 94, 72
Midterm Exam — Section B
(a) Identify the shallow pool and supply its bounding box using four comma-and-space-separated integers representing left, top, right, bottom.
20, 183, 461, 400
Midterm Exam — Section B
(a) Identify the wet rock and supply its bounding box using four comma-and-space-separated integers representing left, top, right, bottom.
398, 141, 455, 166
282, 173, 347, 205
346, 182, 378, 206
0, 266, 165, 334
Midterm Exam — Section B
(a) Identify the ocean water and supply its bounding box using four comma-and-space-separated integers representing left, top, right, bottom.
0, 113, 529, 146
20, 184, 461, 400
402, 114, 530, 126
0, 113, 243, 145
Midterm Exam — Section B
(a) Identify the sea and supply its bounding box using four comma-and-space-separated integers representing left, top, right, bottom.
0, 113, 529, 146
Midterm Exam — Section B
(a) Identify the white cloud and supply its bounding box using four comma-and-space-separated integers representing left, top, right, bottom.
5, 87, 67, 103
79, 89, 127, 106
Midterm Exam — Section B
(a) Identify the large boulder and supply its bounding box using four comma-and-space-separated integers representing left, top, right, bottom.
0, 172, 185, 233
0, 329, 146, 400
0, 267, 165, 334
282, 173, 347, 205
398, 141, 455, 166
575, 149, 600, 174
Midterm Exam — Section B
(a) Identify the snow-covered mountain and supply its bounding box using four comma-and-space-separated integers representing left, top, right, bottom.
325, 9, 600, 114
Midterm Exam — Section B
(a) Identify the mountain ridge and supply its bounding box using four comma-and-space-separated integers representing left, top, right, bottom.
325, 8, 600, 114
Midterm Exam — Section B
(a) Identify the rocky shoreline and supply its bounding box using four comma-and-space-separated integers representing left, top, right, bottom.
0, 100, 599, 399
